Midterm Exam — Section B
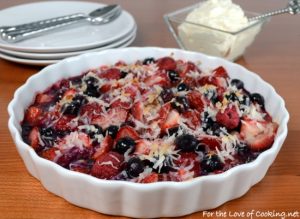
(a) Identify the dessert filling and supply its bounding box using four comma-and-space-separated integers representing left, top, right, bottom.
21, 56, 278, 183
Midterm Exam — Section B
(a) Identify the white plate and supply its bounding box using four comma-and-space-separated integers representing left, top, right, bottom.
0, 25, 137, 60
0, 32, 136, 66
0, 1, 136, 53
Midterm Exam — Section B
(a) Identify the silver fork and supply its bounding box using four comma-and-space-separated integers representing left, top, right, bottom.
249, 0, 300, 22
0, 5, 122, 43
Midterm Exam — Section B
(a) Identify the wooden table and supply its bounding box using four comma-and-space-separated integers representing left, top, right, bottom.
0, 1, 299, 218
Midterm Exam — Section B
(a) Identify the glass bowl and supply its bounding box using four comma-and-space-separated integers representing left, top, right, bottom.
164, 3, 269, 61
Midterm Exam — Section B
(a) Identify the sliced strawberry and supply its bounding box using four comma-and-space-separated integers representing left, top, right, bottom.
92, 108, 128, 129
216, 105, 240, 130
131, 101, 144, 121
54, 115, 75, 131
160, 110, 180, 132
115, 125, 140, 142
182, 110, 201, 130
99, 68, 121, 80
157, 57, 176, 71
141, 173, 159, 183
93, 135, 114, 159
35, 93, 53, 105
240, 119, 278, 152
144, 72, 171, 87
187, 91, 204, 113
100, 83, 112, 93
134, 139, 151, 155
156, 103, 171, 122
174, 152, 200, 177
28, 127, 40, 150
80, 102, 103, 118
91, 152, 124, 179
77, 132, 92, 148
110, 99, 132, 110
216, 87, 226, 100
40, 147, 59, 161
200, 137, 221, 150
198, 76, 227, 88
179, 61, 199, 78
124, 85, 139, 99
24, 106, 44, 126
213, 66, 228, 78
183, 76, 198, 88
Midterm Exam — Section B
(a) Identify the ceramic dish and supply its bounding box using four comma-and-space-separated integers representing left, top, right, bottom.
8, 47, 289, 218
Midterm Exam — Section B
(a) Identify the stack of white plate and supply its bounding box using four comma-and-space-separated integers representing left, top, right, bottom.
0, 1, 137, 66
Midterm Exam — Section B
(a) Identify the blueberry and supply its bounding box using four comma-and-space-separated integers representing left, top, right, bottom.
167, 126, 179, 136
171, 96, 189, 113
73, 95, 87, 105
203, 89, 218, 104
160, 88, 174, 103
167, 70, 180, 82
225, 92, 239, 102
126, 157, 145, 178
62, 95, 87, 116
231, 79, 244, 89
239, 94, 250, 106
235, 142, 255, 162
175, 134, 200, 152
40, 127, 57, 146
142, 57, 156, 65
195, 144, 206, 152
203, 120, 224, 136
106, 125, 119, 139
201, 154, 223, 173
62, 102, 80, 116
85, 125, 103, 139
120, 71, 128, 78
177, 83, 189, 92
84, 85, 100, 98
202, 112, 214, 131
236, 142, 250, 157
251, 93, 265, 109
84, 77, 98, 86
211, 122, 223, 136
115, 137, 136, 154
84, 77, 100, 97
201, 111, 224, 135
21, 123, 32, 145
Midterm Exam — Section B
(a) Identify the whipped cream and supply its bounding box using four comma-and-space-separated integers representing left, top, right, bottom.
178, 0, 262, 60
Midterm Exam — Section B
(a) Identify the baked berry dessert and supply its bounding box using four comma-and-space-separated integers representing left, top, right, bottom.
21, 56, 278, 183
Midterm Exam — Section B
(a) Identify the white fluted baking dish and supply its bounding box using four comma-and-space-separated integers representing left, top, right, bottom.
8, 47, 289, 218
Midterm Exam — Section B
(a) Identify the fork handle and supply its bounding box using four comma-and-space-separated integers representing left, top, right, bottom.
1, 15, 88, 43
0, 13, 85, 34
